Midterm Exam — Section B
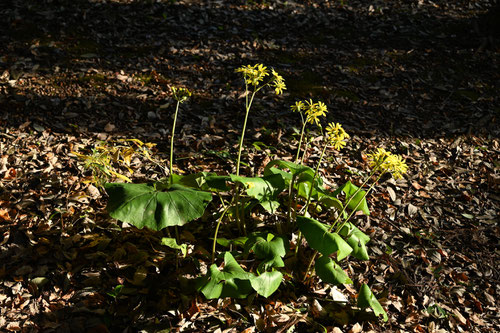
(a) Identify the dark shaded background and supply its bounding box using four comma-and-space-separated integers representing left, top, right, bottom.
1, 0, 498, 142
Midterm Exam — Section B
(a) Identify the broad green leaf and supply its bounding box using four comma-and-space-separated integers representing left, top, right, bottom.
161, 237, 187, 257
105, 183, 212, 230
263, 165, 293, 183
230, 174, 285, 213
216, 237, 248, 248
335, 181, 370, 215
250, 271, 283, 297
357, 284, 388, 322
297, 216, 352, 260
263, 160, 323, 201
315, 255, 352, 285
220, 277, 253, 299
222, 251, 250, 280
175, 172, 230, 192
199, 264, 224, 299
264, 160, 315, 179
315, 187, 345, 213
244, 233, 288, 272
339, 223, 370, 260
199, 252, 253, 299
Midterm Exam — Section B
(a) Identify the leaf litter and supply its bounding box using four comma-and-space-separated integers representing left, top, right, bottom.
0, 0, 499, 332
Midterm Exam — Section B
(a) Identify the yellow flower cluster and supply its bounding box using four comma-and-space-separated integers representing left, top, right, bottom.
271, 69, 286, 95
171, 86, 191, 103
290, 99, 328, 125
325, 122, 350, 150
367, 148, 408, 179
235, 64, 269, 86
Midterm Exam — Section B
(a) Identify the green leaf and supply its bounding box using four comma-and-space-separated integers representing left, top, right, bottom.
199, 252, 253, 299
230, 174, 285, 213
244, 233, 288, 272
315, 255, 352, 285
161, 237, 187, 257
175, 172, 230, 192
107, 284, 124, 298
315, 187, 345, 213
357, 284, 388, 322
216, 237, 248, 248
264, 160, 315, 179
335, 181, 370, 215
250, 271, 283, 297
339, 223, 370, 260
263, 165, 293, 183
297, 216, 352, 260
199, 264, 224, 299
105, 183, 212, 230
263, 160, 323, 200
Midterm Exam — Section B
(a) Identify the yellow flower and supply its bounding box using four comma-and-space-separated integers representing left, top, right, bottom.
271, 69, 286, 95
367, 148, 408, 179
385, 154, 408, 179
236, 64, 269, 86
367, 148, 391, 169
316, 101, 328, 115
291, 101, 305, 113
325, 122, 349, 150
171, 86, 191, 103
305, 100, 328, 125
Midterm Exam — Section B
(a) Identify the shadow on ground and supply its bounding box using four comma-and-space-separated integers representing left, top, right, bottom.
0, 0, 498, 140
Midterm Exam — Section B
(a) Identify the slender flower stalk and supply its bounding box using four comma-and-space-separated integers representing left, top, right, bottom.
170, 101, 180, 182
302, 142, 329, 215
212, 205, 230, 264
169, 86, 191, 183
234, 64, 286, 176
236, 88, 257, 176
234, 64, 286, 235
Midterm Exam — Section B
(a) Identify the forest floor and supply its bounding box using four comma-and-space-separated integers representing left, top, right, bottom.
0, 0, 499, 332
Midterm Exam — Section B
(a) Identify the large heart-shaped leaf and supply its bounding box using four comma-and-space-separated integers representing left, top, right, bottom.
244, 233, 288, 272
297, 216, 352, 260
230, 174, 285, 213
250, 271, 283, 298
357, 284, 388, 322
105, 182, 212, 230
339, 223, 370, 260
199, 252, 253, 299
334, 181, 370, 215
315, 255, 353, 285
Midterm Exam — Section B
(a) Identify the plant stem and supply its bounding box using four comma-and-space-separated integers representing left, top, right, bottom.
296, 143, 328, 258
300, 138, 309, 165
302, 142, 329, 215
234, 86, 256, 235
295, 231, 302, 257
212, 206, 230, 264
286, 175, 297, 231
329, 170, 376, 231
295, 118, 307, 162
170, 101, 180, 183
303, 251, 318, 282
329, 159, 387, 232
174, 225, 180, 245
334, 172, 383, 234
236, 88, 257, 176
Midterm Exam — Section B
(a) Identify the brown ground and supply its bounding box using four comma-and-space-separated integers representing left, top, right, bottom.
0, 0, 499, 332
